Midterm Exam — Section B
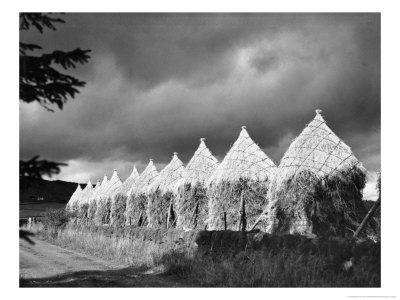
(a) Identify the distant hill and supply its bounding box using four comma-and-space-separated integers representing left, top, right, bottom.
20, 176, 86, 204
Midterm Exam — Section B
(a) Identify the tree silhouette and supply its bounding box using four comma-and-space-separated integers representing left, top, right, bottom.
20, 13, 91, 178
20, 13, 91, 111
19, 155, 67, 179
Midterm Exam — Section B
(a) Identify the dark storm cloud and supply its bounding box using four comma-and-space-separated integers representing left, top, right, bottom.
19, 13, 380, 181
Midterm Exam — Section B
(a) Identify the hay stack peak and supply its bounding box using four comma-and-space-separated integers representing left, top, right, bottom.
266, 109, 368, 236
79, 180, 93, 203
93, 175, 109, 198
71, 184, 82, 200
72, 184, 82, 200
91, 179, 101, 196
117, 165, 140, 195
66, 184, 82, 211
105, 169, 123, 196
207, 126, 276, 185
183, 138, 219, 186
100, 175, 108, 189
129, 165, 139, 179
93, 175, 108, 200
148, 153, 184, 194
129, 159, 159, 196
275, 109, 365, 187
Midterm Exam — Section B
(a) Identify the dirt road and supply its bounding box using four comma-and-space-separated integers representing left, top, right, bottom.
20, 238, 125, 279
19, 237, 188, 287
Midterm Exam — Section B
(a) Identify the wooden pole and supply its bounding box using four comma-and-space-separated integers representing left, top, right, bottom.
224, 212, 227, 230
239, 192, 247, 231
354, 198, 381, 239
193, 202, 199, 229
249, 208, 267, 231
166, 201, 173, 229
137, 209, 143, 226
238, 193, 243, 231
188, 202, 199, 229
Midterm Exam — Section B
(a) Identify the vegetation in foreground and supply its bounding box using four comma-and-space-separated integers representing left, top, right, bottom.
23, 208, 380, 287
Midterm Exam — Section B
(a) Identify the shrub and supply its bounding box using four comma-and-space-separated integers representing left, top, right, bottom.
43, 208, 71, 228
42, 208, 72, 239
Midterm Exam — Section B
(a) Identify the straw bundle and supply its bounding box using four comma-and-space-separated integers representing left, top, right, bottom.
109, 166, 139, 227
207, 126, 277, 231
265, 109, 367, 236
91, 175, 108, 225
146, 153, 184, 228
94, 170, 122, 226
175, 138, 219, 230
87, 179, 101, 223
66, 184, 82, 213
77, 180, 93, 221
125, 159, 159, 226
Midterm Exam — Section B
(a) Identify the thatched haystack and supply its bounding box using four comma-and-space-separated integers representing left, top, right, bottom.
66, 184, 82, 213
87, 179, 101, 223
94, 170, 122, 226
91, 175, 108, 225
207, 126, 277, 231
110, 166, 139, 227
77, 180, 93, 222
265, 109, 368, 236
176, 138, 219, 230
146, 153, 184, 228
125, 159, 159, 226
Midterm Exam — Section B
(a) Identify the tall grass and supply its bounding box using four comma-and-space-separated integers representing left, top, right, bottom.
54, 226, 192, 267
25, 221, 380, 287
159, 249, 379, 287
27, 222, 194, 269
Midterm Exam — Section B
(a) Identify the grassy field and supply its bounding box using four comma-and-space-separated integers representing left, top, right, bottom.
20, 202, 66, 219
24, 220, 380, 287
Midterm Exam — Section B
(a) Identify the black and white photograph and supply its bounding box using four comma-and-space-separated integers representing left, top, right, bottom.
6, 1, 398, 295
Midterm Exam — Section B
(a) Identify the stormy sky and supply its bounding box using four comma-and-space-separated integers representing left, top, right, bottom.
19, 13, 380, 196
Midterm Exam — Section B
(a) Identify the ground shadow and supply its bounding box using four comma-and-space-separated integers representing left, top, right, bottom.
20, 265, 191, 287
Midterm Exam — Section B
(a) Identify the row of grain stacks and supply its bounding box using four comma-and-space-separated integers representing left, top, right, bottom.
175, 138, 219, 230
264, 109, 368, 236
125, 159, 159, 226
206, 126, 277, 231
146, 153, 184, 228
109, 166, 139, 227
64, 109, 370, 237
94, 170, 122, 226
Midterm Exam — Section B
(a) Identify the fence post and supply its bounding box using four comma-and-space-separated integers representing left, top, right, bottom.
240, 193, 247, 232
224, 212, 227, 230
354, 198, 381, 238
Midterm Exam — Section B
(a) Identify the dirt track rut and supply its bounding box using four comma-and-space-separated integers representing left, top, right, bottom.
20, 237, 125, 279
